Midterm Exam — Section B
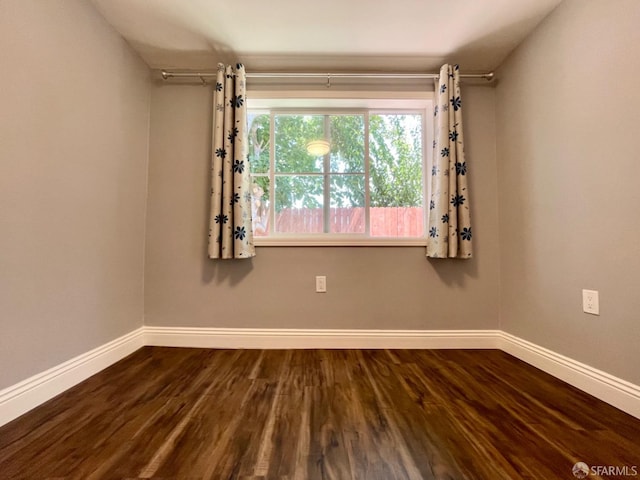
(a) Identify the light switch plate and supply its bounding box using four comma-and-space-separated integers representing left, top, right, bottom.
315, 276, 327, 293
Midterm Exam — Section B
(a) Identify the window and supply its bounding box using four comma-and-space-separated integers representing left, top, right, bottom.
247, 96, 432, 245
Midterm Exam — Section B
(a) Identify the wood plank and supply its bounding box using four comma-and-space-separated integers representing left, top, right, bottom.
0, 348, 638, 479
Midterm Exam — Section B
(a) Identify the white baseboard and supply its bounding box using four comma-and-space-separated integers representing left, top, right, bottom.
0, 327, 145, 427
2, 326, 638, 428
498, 331, 640, 419
144, 327, 501, 350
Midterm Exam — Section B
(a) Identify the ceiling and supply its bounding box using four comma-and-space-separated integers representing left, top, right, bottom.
91, 0, 562, 73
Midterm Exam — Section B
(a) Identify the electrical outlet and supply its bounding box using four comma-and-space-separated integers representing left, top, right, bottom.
582, 289, 599, 315
315, 276, 327, 293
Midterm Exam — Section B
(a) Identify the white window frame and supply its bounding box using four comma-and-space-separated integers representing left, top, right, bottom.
247, 90, 434, 246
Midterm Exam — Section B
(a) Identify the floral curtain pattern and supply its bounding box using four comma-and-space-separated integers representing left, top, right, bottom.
208, 63, 255, 259
426, 64, 473, 259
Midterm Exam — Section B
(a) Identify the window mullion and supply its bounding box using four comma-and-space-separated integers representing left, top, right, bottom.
269, 110, 276, 233
323, 115, 330, 234
364, 111, 371, 235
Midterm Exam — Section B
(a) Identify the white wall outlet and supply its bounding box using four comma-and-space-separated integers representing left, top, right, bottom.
315, 276, 327, 293
582, 289, 599, 315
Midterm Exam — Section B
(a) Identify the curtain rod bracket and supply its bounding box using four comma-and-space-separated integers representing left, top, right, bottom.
326, 73, 331, 89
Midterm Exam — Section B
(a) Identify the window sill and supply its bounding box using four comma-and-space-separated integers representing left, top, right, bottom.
254, 237, 427, 247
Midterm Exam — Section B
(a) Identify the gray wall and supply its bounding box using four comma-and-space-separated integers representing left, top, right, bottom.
496, 0, 640, 384
144, 84, 500, 330
0, 0, 150, 388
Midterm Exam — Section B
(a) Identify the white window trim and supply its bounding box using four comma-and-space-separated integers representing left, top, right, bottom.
255, 237, 428, 247
248, 90, 434, 247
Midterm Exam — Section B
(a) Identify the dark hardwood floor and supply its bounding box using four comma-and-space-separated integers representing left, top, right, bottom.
0, 348, 638, 479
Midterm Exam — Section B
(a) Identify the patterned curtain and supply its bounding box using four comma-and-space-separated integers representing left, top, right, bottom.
208, 63, 255, 259
426, 64, 473, 259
